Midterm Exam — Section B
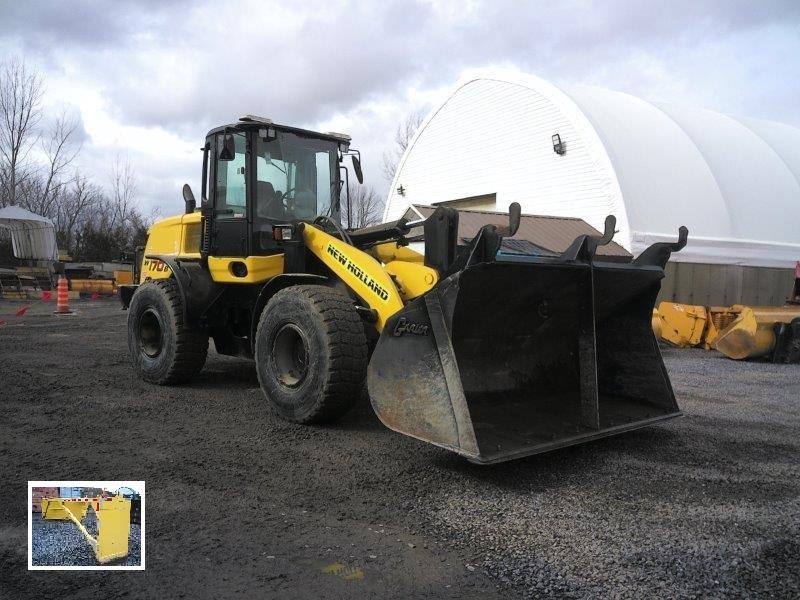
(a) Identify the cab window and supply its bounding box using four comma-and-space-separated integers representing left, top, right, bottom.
215, 133, 247, 218
254, 132, 338, 222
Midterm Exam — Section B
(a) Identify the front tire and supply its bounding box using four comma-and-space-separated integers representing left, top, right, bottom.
127, 279, 208, 384
254, 285, 368, 423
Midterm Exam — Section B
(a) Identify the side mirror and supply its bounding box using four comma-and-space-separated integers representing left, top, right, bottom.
183, 183, 196, 214
352, 155, 364, 184
219, 133, 236, 161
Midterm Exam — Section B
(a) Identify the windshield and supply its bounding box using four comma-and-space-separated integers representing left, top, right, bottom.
255, 132, 339, 222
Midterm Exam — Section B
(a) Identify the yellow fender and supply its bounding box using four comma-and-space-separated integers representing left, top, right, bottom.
139, 211, 202, 281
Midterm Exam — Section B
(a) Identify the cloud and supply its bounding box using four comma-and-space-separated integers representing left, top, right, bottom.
1, 0, 798, 214
0, 0, 196, 50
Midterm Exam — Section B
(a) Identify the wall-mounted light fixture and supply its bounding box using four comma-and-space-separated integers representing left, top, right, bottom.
552, 133, 566, 156
397, 185, 406, 196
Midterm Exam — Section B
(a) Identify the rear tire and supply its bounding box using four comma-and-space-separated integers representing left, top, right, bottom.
127, 279, 208, 384
255, 285, 368, 423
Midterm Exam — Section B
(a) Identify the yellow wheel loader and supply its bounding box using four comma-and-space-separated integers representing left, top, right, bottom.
121, 115, 689, 464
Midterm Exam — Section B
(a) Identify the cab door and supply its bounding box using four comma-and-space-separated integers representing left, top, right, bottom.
211, 132, 249, 256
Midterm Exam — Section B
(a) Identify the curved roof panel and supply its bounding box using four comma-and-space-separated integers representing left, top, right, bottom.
736, 115, 800, 193
654, 102, 800, 241
560, 84, 734, 242
385, 69, 800, 267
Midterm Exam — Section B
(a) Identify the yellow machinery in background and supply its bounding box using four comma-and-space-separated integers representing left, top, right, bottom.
69, 279, 116, 295
59, 270, 133, 296
655, 303, 708, 348
714, 305, 800, 360
41, 494, 131, 564
114, 270, 134, 285
654, 301, 800, 362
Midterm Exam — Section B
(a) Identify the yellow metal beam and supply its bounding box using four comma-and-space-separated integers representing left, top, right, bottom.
371, 241, 425, 264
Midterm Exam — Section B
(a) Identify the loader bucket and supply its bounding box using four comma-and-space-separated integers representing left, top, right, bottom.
367, 257, 681, 464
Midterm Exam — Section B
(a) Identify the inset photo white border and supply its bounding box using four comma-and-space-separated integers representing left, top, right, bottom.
28, 480, 145, 570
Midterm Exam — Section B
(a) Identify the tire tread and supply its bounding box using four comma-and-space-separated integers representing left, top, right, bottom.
129, 279, 208, 385
255, 285, 367, 423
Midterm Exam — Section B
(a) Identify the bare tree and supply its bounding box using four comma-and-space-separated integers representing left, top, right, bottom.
381, 111, 424, 183
19, 110, 81, 216
0, 58, 151, 263
55, 172, 100, 256
344, 182, 384, 229
39, 111, 80, 212
108, 155, 137, 229
0, 57, 44, 206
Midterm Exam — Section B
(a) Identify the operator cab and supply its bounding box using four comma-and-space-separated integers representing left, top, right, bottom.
199, 115, 361, 258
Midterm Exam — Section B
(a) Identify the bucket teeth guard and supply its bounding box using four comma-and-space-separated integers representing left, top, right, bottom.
367, 219, 686, 464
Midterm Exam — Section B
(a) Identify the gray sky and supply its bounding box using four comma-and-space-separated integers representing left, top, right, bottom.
2, 0, 798, 216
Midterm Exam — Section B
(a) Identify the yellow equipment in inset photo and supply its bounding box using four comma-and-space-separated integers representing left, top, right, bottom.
41, 494, 131, 564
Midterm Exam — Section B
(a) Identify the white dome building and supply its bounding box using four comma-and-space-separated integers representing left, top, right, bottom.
383, 69, 800, 305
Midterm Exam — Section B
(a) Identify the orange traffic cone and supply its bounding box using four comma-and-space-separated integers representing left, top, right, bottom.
54, 276, 72, 315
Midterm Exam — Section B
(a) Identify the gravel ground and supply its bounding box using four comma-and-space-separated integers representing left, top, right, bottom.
1, 299, 798, 599
31, 512, 141, 566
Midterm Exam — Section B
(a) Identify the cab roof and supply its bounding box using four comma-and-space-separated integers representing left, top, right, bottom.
205, 117, 350, 145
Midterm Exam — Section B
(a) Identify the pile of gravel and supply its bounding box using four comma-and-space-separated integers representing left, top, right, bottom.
404, 348, 800, 598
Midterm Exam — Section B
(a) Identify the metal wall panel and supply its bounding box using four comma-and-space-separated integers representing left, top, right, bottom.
658, 263, 795, 306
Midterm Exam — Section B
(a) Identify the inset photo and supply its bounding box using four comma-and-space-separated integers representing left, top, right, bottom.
29, 481, 144, 570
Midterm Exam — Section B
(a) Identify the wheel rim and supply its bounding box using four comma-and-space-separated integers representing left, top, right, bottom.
139, 308, 164, 358
271, 323, 309, 388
